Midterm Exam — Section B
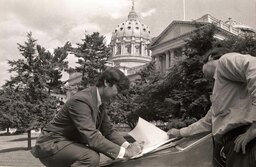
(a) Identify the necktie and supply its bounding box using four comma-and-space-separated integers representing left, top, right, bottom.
96, 105, 104, 128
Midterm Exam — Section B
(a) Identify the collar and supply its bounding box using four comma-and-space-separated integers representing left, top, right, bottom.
213, 67, 218, 79
96, 87, 102, 108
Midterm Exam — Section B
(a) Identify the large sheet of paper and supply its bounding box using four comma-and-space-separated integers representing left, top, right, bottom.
128, 117, 175, 158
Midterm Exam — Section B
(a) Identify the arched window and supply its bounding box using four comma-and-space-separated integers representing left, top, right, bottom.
125, 44, 131, 54
144, 46, 148, 56
135, 45, 141, 55
116, 44, 121, 55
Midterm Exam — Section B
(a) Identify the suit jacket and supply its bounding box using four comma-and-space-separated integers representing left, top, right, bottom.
31, 86, 126, 159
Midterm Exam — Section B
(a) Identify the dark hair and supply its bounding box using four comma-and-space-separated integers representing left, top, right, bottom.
96, 67, 130, 93
203, 47, 230, 64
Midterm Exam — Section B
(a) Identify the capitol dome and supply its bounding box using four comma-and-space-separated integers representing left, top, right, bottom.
113, 8, 151, 39
108, 4, 152, 71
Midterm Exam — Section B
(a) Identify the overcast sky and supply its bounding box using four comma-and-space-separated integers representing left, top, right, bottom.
0, 0, 256, 87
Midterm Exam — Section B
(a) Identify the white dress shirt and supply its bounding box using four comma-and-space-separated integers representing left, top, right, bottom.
96, 88, 129, 158
180, 53, 256, 137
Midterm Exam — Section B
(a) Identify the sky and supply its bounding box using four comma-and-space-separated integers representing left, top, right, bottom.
0, 0, 256, 87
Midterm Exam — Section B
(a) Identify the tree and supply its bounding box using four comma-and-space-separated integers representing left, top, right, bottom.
218, 35, 256, 57
0, 88, 18, 133
106, 61, 166, 128
44, 43, 71, 94
71, 32, 111, 89
115, 24, 218, 129
126, 24, 256, 130
3, 32, 70, 149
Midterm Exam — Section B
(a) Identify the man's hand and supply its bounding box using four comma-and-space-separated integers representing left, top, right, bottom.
129, 142, 144, 153
124, 142, 144, 158
167, 128, 182, 138
234, 123, 256, 154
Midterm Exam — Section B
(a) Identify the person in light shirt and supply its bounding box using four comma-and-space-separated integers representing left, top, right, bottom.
168, 48, 256, 167
31, 67, 142, 167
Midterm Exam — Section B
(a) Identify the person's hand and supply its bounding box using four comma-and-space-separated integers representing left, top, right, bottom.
167, 128, 181, 138
234, 123, 256, 154
130, 141, 144, 152
124, 142, 144, 158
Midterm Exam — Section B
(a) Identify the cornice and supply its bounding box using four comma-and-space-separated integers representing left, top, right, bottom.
151, 21, 206, 46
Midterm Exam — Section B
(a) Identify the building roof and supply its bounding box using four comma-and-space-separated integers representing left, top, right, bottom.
150, 20, 206, 47
111, 5, 151, 40
150, 14, 253, 49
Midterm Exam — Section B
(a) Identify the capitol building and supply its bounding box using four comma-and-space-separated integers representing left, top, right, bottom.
65, 4, 255, 99
107, 4, 152, 80
66, 3, 152, 98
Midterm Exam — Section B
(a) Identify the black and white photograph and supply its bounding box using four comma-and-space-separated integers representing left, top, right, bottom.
0, 0, 256, 166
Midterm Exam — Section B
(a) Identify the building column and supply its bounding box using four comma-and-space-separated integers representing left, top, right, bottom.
121, 42, 125, 55
155, 56, 160, 71
162, 54, 166, 73
149, 49, 152, 57
165, 51, 170, 70
170, 50, 175, 67
113, 45, 116, 57
141, 43, 145, 56
131, 42, 135, 55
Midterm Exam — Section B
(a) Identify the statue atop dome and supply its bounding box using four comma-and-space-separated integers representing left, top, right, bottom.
128, 0, 138, 20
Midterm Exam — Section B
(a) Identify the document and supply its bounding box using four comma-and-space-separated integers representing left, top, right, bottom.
128, 117, 175, 158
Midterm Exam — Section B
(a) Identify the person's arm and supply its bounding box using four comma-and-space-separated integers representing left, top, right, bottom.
168, 107, 212, 138
100, 111, 127, 146
67, 98, 123, 159
219, 54, 256, 153
99, 111, 132, 159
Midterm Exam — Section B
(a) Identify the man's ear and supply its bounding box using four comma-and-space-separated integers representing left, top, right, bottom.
104, 80, 109, 87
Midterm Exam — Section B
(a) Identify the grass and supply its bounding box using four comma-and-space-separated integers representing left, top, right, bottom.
0, 133, 44, 167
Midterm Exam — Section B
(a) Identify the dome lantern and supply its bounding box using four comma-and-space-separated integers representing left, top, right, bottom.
128, 0, 138, 20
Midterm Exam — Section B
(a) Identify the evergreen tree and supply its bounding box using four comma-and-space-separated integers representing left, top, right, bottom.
72, 32, 111, 89
0, 88, 17, 133
118, 24, 218, 129
218, 35, 256, 56
106, 61, 164, 128
3, 32, 69, 149
110, 24, 256, 130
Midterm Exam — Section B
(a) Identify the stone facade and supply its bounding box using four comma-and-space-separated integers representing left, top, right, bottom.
150, 14, 256, 73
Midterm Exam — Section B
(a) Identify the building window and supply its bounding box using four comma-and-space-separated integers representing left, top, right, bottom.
125, 44, 131, 54
174, 48, 182, 58
116, 44, 121, 55
144, 45, 149, 56
135, 45, 141, 55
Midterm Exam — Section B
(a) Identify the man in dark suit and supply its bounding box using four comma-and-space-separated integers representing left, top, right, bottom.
31, 67, 142, 167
